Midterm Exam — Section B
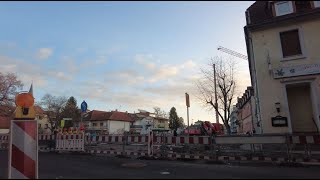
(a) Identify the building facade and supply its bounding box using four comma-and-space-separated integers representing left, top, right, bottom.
245, 1, 320, 134
84, 110, 134, 135
236, 87, 258, 134
229, 105, 238, 134
130, 110, 170, 135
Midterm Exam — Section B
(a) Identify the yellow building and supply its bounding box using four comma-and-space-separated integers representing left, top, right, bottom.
244, 1, 320, 134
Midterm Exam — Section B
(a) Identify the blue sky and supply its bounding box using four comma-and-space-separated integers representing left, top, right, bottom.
0, 1, 254, 124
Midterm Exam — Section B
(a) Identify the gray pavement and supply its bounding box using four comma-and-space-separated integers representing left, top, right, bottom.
1, 151, 320, 179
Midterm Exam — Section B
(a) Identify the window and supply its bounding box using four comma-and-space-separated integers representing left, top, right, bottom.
314, 1, 320, 8
280, 29, 303, 58
92, 123, 97, 127
275, 1, 294, 16
100, 123, 103, 127
295, 1, 312, 12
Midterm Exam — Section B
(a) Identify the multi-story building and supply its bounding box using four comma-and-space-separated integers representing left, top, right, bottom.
236, 87, 257, 134
83, 110, 134, 135
229, 105, 238, 134
129, 110, 170, 135
244, 1, 320, 134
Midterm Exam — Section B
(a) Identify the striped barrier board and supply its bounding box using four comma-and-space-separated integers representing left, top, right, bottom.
86, 149, 147, 156
56, 133, 84, 151
148, 131, 154, 156
86, 135, 124, 144
291, 135, 320, 144
39, 134, 55, 141
127, 135, 148, 144
8, 120, 38, 179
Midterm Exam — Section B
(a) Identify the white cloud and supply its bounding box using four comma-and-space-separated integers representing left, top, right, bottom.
48, 71, 73, 81
36, 48, 53, 60
105, 69, 145, 86
61, 56, 79, 74
134, 54, 156, 70
95, 55, 107, 65
179, 60, 197, 69
0, 56, 48, 88
148, 65, 178, 83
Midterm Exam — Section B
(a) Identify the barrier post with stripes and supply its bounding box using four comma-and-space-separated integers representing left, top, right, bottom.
8, 120, 38, 179
148, 130, 153, 156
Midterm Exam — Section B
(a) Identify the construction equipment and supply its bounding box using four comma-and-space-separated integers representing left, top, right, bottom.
217, 46, 248, 60
183, 121, 224, 136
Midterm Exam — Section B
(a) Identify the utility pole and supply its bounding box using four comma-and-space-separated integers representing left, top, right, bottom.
185, 93, 190, 135
213, 63, 219, 124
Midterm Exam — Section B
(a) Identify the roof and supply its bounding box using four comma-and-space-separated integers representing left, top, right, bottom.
0, 116, 10, 129
34, 105, 45, 115
246, 1, 320, 30
85, 110, 134, 122
0, 105, 15, 117
154, 117, 169, 121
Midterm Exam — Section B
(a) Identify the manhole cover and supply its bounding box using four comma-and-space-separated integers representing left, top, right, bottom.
121, 162, 146, 168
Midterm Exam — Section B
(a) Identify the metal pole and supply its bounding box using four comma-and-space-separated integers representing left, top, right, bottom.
187, 107, 189, 136
213, 64, 219, 124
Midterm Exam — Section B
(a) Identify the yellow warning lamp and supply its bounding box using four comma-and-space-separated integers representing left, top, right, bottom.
14, 92, 36, 120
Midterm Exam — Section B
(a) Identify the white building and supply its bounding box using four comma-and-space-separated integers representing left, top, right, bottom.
84, 110, 134, 135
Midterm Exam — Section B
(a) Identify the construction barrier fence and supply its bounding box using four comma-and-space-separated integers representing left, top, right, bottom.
2, 133, 320, 162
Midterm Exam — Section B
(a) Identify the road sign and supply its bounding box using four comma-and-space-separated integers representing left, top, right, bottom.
81, 101, 88, 113
185, 93, 190, 107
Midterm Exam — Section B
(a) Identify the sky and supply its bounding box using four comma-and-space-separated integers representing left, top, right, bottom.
0, 1, 254, 125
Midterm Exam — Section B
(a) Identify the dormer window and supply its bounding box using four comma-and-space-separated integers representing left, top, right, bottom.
274, 1, 294, 16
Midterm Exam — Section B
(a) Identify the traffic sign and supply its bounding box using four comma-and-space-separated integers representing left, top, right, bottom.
80, 101, 88, 113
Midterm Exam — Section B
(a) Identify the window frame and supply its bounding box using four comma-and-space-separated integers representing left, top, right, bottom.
274, 1, 294, 16
278, 28, 306, 61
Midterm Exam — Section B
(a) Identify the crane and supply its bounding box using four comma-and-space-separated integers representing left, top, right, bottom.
217, 46, 248, 60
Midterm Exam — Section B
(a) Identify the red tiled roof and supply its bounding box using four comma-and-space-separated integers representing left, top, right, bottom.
34, 105, 45, 115
86, 110, 133, 122
90, 110, 112, 121
109, 111, 134, 122
0, 116, 10, 129
0, 105, 15, 117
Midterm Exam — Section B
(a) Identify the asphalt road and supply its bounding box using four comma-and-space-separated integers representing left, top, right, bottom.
1, 151, 320, 179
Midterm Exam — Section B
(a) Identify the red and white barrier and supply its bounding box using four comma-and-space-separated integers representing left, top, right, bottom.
8, 120, 38, 179
38, 134, 55, 141
127, 135, 148, 144
0, 134, 9, 141
56, 133, 84, 151
291, 135, 320, 144
148, 131, 153, 156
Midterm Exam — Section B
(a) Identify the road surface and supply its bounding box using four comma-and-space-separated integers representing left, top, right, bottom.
1, 151, 320, 179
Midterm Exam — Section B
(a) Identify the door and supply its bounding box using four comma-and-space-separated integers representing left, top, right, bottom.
286, 83, 317, 133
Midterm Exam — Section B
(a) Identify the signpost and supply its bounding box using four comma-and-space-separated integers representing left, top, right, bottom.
80, 101, 88, 131
185, 93, 190, 135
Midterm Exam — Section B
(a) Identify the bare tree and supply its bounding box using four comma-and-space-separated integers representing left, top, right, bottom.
153, 106, 168, 118
196, 56, 237, 134
39, 93, 67, 132
0, 73, 23, 106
